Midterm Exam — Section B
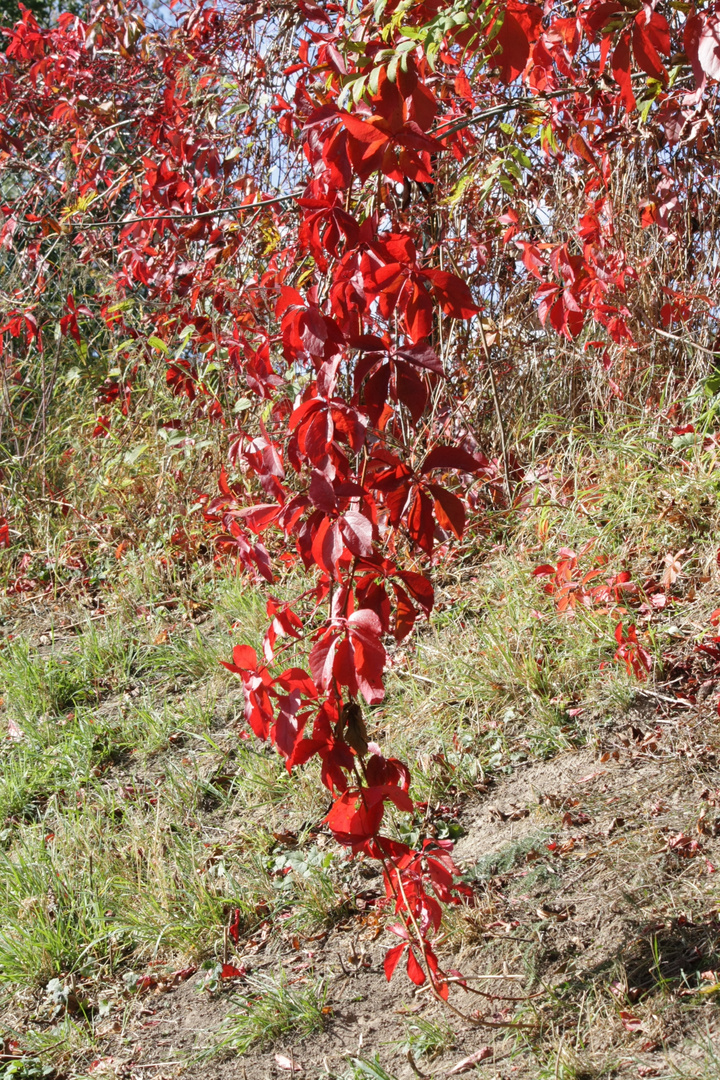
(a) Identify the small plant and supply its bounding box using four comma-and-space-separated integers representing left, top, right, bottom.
342, 1058, 399, 1080
401, 1015, 456, 1062
0, 641, 92, 722
215, 971, 327, 1054
0, 1059, 54, 1080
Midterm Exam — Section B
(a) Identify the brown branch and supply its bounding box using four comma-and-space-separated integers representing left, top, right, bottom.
55, 189, 304, 231
654, 327, 719, 358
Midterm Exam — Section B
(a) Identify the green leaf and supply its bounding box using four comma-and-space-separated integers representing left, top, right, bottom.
114, 338, 138, 352
123, 444, 147, 466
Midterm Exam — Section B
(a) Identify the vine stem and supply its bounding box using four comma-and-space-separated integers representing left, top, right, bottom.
478, 317, 513, 507
393, 871, 536, 1031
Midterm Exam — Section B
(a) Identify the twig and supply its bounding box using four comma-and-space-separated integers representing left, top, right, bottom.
654, 327, 719, 358
436, 86, 590, 140
335, 952, 352, 978
406, 1049, 429, 1078
59, 189, 303, 230
478, 319, 513, 505
636, 687, 695, 708
395, 670, 434, 684
125, 1063, 185, 1069
437, 70, 681, 139
435, 977, 544, 1002
394, 873, 534, 1030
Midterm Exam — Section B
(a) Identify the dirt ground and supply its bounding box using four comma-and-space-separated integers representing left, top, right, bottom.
4, 587, 720, 1080
64, 701, 720, 1080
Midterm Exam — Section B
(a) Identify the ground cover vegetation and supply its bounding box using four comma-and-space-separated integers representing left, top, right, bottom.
1, 0, 720, 1074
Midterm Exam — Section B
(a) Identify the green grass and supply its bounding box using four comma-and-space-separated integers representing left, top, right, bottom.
214, 970, 327, 1054
1, 410, 720, 1075
400, 1015, 456, 1061
340, 1059, 400, 1080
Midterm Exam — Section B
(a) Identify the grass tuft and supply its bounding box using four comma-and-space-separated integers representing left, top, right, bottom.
214, 971, 327, 1054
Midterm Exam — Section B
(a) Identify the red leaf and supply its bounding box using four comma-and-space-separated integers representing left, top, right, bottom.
392, 583, 419, 642
347, 608, 386, 704
221, 963, 247, 979
428, 483, 465, 538
407, 488, 435, 554
612, 31, 636, 109
423, 268, 479, 320
364, 783, 413, 813
312, 518, 346, 578
399, 570, 434, 614
395, 341, 444, 374
237, 503, 281, 533
340, 511, 374, 556
632, 9, 669, 81
406, 947, 426, 986
309, 470, 337, 512
309, 629, 339, 693
698, 15, 720, 82
274, 668, 317, 697
684, 13, 708, 90
221, 644, 258, 674
326, 788, 384, 846
383, 942, 407, 981
492, 10, 530, 82
619, 1010, 643, 1032
420, 446, 485, 474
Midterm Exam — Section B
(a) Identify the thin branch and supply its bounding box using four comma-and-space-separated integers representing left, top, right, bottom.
436, 85, 590, 140
436, 70, 667, 140
478, 319, 513, 506
57, 189, 304, 231
654, 327, 719, 358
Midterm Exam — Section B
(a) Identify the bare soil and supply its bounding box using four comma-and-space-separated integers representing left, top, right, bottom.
76, 701, 720, 1079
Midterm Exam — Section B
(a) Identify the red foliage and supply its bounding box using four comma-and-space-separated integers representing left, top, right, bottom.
1, 0, 718, 999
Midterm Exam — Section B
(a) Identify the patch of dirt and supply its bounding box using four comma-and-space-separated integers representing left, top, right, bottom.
4, 597, 720, 1079
92, 936, 497, 1080
78, 702, 720, 1079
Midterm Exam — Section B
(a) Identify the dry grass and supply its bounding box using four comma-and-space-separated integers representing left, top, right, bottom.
1, 412, 720, 1077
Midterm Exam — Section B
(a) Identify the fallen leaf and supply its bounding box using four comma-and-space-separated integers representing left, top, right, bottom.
536, 903, 574, 921
6, 718, 23, 741
488, 804, 529, 822
446, 1046, 492, 1074
220, 963, 247, 979
619, 1009, 643, 1032
667, 832, 702, 857
87, 1058, 117, 1075
661, 550, 683, 587
275, 1053, 303, 1072
166, 965, 197, 986
561, 810, 591, 827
